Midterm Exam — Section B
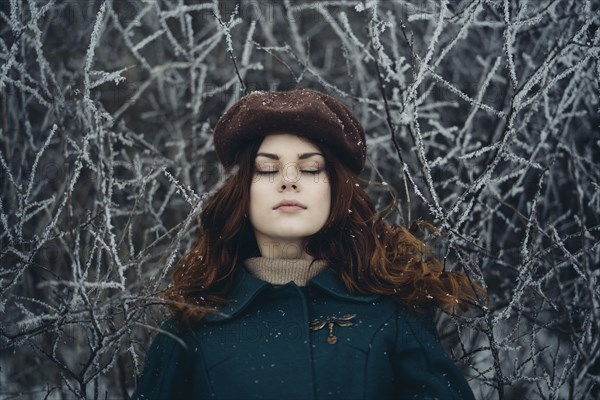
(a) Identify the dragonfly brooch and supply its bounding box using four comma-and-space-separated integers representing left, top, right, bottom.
309, 314, 357, 344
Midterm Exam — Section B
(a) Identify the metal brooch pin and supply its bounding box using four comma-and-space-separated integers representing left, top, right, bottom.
309, 314, 357, 344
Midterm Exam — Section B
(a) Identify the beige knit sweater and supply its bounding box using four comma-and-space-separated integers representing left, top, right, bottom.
243, 257, 328, 286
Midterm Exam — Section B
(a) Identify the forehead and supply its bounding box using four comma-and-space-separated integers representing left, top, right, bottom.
255, 133, 323, 160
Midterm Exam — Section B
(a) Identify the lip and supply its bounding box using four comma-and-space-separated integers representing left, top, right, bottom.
273, 200, 307, 210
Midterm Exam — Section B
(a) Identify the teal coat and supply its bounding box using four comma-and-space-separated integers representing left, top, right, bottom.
133, 265, 475, 400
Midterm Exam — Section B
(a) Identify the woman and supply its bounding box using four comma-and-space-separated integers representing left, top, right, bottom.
133, 88, 484, 399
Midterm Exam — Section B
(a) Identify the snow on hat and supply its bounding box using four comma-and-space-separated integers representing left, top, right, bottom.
213, 87, 366, 174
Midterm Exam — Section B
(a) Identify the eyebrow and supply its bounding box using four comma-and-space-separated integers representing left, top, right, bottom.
255, 152, 324, 160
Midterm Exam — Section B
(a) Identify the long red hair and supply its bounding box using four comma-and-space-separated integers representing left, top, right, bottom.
164, 137, 486, 324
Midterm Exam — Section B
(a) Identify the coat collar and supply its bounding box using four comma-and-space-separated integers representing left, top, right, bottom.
204, 264, 382, 323
308, 266, 382, 304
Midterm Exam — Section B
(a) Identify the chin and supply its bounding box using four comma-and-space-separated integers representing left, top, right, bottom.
273, 232, 311, 240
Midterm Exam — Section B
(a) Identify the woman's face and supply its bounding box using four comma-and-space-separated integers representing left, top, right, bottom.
249, 133, 331, 258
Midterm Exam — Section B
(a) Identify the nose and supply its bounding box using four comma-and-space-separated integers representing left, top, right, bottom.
279, 164, 300, 191
280, 182, 298, 191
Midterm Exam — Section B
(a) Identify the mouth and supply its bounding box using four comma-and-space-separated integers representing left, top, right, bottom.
273, 200, 307, 210
275, 205, 305, 212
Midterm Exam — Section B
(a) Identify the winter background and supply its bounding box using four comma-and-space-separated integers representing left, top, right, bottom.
1, 0, 599, 398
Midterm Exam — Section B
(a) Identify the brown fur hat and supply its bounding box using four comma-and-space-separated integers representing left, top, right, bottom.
213, 88, 366, 174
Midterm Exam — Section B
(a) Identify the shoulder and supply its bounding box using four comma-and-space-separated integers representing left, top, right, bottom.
144, 318, 196, 355
393, 303, 438, 338
391, 302, 450, 361
392, 302, 446, 357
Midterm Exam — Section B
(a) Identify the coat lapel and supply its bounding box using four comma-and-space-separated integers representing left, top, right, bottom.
204, 264, 382, 323
203, 266, 272, 322
308, 267, 382, 303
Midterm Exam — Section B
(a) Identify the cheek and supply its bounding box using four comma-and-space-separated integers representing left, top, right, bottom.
250, 180, 266, 198
249, 184, 262, 214
249, 180, 275, 217
319, 186, 332, 216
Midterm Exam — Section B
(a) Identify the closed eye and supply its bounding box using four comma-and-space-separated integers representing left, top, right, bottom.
255, 170, 322, 175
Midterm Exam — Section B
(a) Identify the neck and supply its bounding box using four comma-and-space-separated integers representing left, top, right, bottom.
253, 233, 311, 260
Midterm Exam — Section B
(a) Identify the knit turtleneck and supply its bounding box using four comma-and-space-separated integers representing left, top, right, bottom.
243, 257, 328, 287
